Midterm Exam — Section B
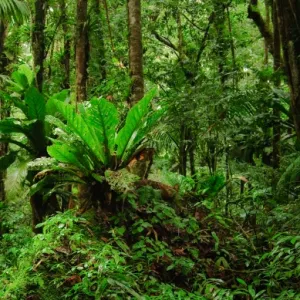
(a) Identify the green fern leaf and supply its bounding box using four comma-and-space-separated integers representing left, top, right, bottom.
0, 119, 29, 135
86, 97, 119, 158
47, 144, 92, 172
49, 99, 107, 165
116, 89, 156, 163
25, 87, 46, 121
121, 107, 165, 164
0, 0, 29, 23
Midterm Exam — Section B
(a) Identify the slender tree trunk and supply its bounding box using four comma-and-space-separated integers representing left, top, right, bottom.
188, 133, 196, 177
226, 6, 237, 88
76, 0, 88, 105
272, 0, 281, 169
179, 125, 187, 177
48, 40, 54, 79
0, 21, 8, 202
102, 0, 115, 53
89, 0, 106, 86
127, 0, 144, 106
276, 0, 300, 140
264, 0, 270, 64
60, 0, 71, 89
32, 0, 47, 92
214, 1, 228, 87
248, 0, 275, 57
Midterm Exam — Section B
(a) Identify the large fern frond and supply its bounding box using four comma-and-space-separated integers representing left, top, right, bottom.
116, 89, 156, 164
0, 0, 29, 23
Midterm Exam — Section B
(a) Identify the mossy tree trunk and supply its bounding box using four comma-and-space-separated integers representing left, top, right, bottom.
0, 21, 8, 202
276, 0, 300, 140
32, 0, 47, 92
127, 0, 144, 106
76, 0, 88, 105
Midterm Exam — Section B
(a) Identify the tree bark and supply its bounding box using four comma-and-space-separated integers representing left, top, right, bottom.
127, 0, 144, 106
248, 0, 275, 57
76, 0, 88, 105
0, 21, 8, 202
276, 0, 300, 140
264, 0, 271, 64
60, 0, 71, 90
272, 0, 281, 169
89, 0, 106, 86
179, 124, 187, 176
102, 0, 115, 53
32, 0, 47, 92
214, 0, 229, 87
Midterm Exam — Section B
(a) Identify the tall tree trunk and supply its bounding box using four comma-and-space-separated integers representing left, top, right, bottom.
188, 129, 196, 177
226, 6, 237, 88
264, 0, 271, 64
214, 0, 229, 87
102, 0, 115, 53
0, 21, 8, 202
248, 0, 275, 57
89, 0, 106, 87
127, 0, 144, 106
276, 0, 300, 140
32, 0, 47, 92
179, 124, 187, 176
60, 0, 71, 89
272, 0, 281, 169
76, 0, 88, 105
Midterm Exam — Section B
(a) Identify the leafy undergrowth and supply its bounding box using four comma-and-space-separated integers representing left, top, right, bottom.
0, 187, 300, 299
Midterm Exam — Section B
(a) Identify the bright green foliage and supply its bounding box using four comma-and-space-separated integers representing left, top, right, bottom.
0, 0, 29, 22
115, 89, 157, 164
87, 97, 119, 159
47, 89, 162, 170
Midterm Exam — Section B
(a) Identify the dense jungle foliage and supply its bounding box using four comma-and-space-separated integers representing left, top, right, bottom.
0, 0, 300, 299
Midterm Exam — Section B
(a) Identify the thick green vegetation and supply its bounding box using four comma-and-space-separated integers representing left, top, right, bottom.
1, 0, 300, 299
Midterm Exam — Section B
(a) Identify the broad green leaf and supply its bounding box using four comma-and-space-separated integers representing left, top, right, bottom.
121, 107, 165, 164
0, 137, 33, 153
0, 119, 28, 135
47, 144, 93, 172
30, 173, 84, 197
25, 87, 46, 121
18, 64, 34, 86
0, 0, 29, 23
45, 115, 72, 135
10, 71, 28, 91
48, 99, 106, 165
86, 97, 119, 157
116, 89, 156, 162
236, 278, 247, 286
248, 285, 255, 298
12, 97, 28, 116
46, 90, 69, 116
